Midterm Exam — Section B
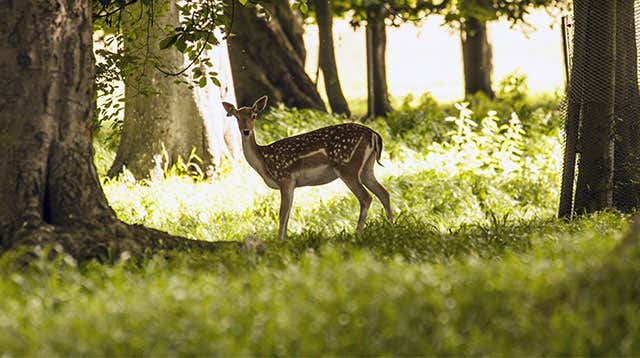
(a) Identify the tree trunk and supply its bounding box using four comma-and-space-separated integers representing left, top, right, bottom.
108, 1, 240, 180
273, 2, 307, 64
0, 0, 239, 260
559, 10, 588, 218
461, 16, 495, 99
573, 0, 616, 214
613, 0, 640, 212
363, 5, 392, 120
314, 0, 351, 117
226, 0, 325, 111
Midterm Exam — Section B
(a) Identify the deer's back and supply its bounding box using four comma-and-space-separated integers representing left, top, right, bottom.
265, 123, 374, 156
260, 123, 377, 180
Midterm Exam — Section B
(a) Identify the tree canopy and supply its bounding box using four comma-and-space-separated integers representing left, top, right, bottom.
443, 0, 567, 25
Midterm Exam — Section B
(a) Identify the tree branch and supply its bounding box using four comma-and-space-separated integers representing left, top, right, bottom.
93, 0, 139, 19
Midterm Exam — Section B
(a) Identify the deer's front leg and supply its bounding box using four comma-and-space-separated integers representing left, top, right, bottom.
278, 180, 295, 240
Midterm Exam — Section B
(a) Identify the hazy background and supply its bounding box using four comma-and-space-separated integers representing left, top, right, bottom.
303, 9, 564, 102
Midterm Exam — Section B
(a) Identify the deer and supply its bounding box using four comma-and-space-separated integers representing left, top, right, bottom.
222, 96, 393, 240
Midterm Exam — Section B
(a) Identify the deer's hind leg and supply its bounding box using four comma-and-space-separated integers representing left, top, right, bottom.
335, 137, 375, 233
361, 155, 393, 222
337, 171, 372, 233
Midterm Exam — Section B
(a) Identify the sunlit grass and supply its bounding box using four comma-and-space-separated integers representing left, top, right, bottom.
100, 92, 563, 241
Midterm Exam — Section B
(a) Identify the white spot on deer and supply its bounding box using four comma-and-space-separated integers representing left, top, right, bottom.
358, 145, 373, 177
299, 148, 328, 159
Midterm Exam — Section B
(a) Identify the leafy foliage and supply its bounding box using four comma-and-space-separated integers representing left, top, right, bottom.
441, 0, 570, 29
93, 0, 244, 134
293, 0, 449, 27
298, 0, 567, 29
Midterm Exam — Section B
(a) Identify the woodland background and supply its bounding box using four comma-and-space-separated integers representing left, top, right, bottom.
0, 0, 639, 355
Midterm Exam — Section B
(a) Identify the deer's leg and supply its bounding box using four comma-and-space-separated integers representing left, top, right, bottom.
278, 180, 295, 240
361, 156, 393, 222
338, 171, 372, 233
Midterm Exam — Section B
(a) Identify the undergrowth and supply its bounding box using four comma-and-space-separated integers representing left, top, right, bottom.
2, 87, 638, 356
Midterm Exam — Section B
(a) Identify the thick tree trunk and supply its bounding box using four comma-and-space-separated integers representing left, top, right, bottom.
613, 0, 640, 212
226, 0, 325, 111
108, 1, 240, 180
314, 0, 350, 117
573, 0, 616, 214
461, 17, 495, 99
0, 0, 239, 260
364, 5, 392, 120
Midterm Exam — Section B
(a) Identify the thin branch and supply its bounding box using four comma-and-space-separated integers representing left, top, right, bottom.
93, 0, 139, 19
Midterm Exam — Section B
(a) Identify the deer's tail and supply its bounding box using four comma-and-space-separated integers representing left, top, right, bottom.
372, 131, 384, 166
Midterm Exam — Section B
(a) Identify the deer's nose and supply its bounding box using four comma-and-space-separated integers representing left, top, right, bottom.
242, 129, 250, 136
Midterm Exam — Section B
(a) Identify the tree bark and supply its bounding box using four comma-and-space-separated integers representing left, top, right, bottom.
613, 0, 640, 212
108, 1, 240, 180
226, 0, 325, 111
0, 0, 239, 260
314, 0, 350, 117
461, 16, 495, 99
272, 2, 307, 64
559, 11, 587, 218
363, 5, 392, 120
573, 0, 616, 214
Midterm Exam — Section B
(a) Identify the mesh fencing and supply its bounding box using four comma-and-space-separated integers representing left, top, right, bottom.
559, 0, 640, 216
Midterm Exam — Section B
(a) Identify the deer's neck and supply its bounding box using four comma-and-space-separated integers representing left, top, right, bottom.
241, 132, 276, 186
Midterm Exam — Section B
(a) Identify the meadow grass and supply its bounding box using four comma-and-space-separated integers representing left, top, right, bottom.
1, 91, 638, 356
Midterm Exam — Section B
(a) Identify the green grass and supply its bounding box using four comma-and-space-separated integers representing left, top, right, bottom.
0, 213, 635, 356
2, 90, 638, 356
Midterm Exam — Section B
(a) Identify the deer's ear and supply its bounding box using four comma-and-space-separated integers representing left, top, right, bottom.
252, 96, 268, 113
222, 102, 237, 117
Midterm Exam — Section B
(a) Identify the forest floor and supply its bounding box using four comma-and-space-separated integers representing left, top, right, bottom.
1, 87, 639, 355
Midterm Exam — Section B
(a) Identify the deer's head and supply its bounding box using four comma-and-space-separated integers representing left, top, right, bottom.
222, 96, 268, 137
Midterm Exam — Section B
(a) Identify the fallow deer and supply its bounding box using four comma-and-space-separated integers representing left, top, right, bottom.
222, 96, 392, 239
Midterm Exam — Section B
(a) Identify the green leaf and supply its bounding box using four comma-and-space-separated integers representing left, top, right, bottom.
175, 36, 187, 53
198, 76, 207, 88
159, 35, 178, 50
299, 1, 309, 13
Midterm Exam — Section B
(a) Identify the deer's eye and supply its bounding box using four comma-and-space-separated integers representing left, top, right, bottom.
251, 113, 257, 119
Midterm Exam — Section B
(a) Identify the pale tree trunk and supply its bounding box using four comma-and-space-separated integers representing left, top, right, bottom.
108, 0, 240, 180
193, 29, 243, 170
226, 0, 325, 110
0, 0, 237, 260
461, 16, 495, 99
364, 5, 392, 120
314, 0, 350, 117
613, 0, 640, 212
573, 0, 616, 214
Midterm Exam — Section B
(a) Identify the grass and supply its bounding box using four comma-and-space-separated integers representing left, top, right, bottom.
0, 213, 635, 356
2, 87, 639, 356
